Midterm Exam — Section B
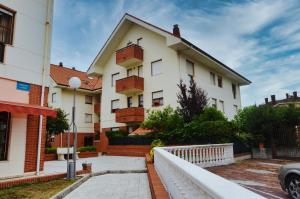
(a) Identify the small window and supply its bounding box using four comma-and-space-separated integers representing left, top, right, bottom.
217, 75, 223, 88
111, 99, 119, 113
211, 98, 217, 109
85, 113, 92, 123
111, 73, 119, 86
127, 96, 133, 108
85, 95, 93, 104
111, 127, 119, 131
151, 59, 162, 76
152, 90, 163, 107
137, 37, 143, 46
51, 93, 57, 103
186, 60, 194, 77
0, 112, 10, 161
138, 94, 143, 107
232, 84, 237, 99
127, 68, 133, 77
219, 100, 224, 113
234, 105, 238, 114
210, 72, 216, 85
138, 65, 143, 77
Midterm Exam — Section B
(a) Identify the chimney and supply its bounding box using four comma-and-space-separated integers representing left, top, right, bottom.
271, 95, 276, 104
265, 98, 268, 104
72, 67, 75, 70
293, 91, 297, 99
173, 24, 180, 37
286, 93, 289, 99
59, 62, 63, 67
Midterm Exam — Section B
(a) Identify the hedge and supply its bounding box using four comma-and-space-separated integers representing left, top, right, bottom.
45, 147, 57, 154
78, 146, 96, 152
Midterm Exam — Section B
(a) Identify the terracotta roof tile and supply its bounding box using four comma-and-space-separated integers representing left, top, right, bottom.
129, 127, 154, 135
50, 64, 101, 91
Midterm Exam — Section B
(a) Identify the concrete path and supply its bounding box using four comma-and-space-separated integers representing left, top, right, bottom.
44, 156, 146, 175
64, 173, 151, 199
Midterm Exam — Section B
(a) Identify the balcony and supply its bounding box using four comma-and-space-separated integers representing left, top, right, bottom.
94, 103, 100, 114
115, 107, 144, 123
94, 122, 100, 132
116, 76, 144, 95
116, 44, 143, 67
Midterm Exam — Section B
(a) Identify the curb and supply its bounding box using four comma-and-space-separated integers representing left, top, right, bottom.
50, 169, 147, 199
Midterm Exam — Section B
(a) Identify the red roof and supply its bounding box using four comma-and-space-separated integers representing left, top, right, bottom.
50, 64, 101, 91
129, 127, 154, 135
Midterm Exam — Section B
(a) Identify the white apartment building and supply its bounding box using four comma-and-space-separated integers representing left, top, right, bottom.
0, 0, 54, 178
88, 13, 250, 134
49, 63, 101, 148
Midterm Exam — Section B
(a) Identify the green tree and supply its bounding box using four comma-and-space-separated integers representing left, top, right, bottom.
46, 108, 69, 147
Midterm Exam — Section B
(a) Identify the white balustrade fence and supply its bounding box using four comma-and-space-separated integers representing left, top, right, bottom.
154, 146, 266, 199
162, 143, 234, 168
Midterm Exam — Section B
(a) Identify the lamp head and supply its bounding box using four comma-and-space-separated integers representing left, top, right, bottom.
69, 76, 81, 89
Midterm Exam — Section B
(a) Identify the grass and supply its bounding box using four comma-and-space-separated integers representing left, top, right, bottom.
0, 178, 76, 199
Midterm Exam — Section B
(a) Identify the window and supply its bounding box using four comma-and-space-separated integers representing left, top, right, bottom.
85, 113, 92, 123
111, 127, 119, 131
219, 100, 224, 113
137, 37, 143, 46
128, 126, 134, 134
127, 68, 133, 77
211, 98, 217, 109
138, 94, 143, 107
152, 90, 163, 107
138, 65, 143, 77
127, 96, 133, 108
51, 93, 57, 103
0, 112, 10, 161
151, 59, 162, 76
85, 95, 93, 104
217, 75, 223, 88
186, 60, 194, 79
111, 99, 119, 113
0, 6, 15, 62
232, 84, 237, 99
210, 72, 216, 85
111, 73, 119, 86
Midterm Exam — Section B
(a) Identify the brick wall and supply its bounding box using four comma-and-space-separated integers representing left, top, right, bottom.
50, 133, 95, 148
24, 85, 48, 172
100, 127, 127, 153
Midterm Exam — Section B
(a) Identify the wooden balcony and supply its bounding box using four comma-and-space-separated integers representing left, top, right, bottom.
94, 103, 100, 114
116, 76, 144, 95
116, 44, 143, 67
115, 107, 144, 123
94, 122, 100, 132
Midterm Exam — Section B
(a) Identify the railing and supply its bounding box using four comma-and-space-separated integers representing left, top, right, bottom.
162, 143, 234, 168
154, 146, 266, 199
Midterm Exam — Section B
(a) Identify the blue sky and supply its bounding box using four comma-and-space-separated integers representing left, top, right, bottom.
51, 0, 300, 106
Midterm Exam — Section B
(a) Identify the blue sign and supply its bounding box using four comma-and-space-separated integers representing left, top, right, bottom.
16, 82, 30, 91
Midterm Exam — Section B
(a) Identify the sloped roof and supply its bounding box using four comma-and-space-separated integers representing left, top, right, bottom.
129, 127, 154, 136
88, 13, 251, 85
50, 64, 101, 91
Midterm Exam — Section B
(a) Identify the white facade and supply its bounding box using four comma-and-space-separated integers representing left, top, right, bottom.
0, 0, 53, 178
89, 14, 250, 130
48, 78, 100, 133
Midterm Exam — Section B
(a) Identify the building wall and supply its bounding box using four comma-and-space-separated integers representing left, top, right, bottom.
100, 23, 241, 130
48, 85, 100, 134
0, 0, 53, 87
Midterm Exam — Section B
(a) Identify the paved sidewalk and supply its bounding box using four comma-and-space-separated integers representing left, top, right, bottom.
44, 156, 146, 174
64, 173, 151, 199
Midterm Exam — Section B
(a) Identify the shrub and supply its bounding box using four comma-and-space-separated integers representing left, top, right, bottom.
150, 139, 165, 160
196, 107, 227, 122
45, 147, 57, 154
78, 146, 96, 152
106, 130, 128, 138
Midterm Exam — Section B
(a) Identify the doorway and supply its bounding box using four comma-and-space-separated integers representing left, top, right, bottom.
0, 112, 10, 160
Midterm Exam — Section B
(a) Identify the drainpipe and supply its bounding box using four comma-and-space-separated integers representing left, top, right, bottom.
36, 0, 53, 175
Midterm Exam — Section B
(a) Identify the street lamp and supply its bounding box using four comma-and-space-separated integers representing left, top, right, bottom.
67, 76, 81, 180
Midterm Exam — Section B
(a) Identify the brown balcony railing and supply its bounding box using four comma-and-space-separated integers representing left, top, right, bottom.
116, 44, 143, 67
115, 107, 144, 123
116, 76, 144, 95
94, 122, 100, 132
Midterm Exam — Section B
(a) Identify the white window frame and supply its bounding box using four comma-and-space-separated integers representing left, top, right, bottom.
152, 90, 163, 107
111, 99, 119, 113
219, 100, 224, 113
151, 59, 162, 76
217, 75, 223, 88
85, 95, 93, 104
85, 113, 92, 123
210, 72, 216, 85
211, 98, 217, 109
111, 73, 119, 87
51, 93, 57, 103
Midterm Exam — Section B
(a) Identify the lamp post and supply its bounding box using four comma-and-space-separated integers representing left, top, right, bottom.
67, 76, 81, 180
